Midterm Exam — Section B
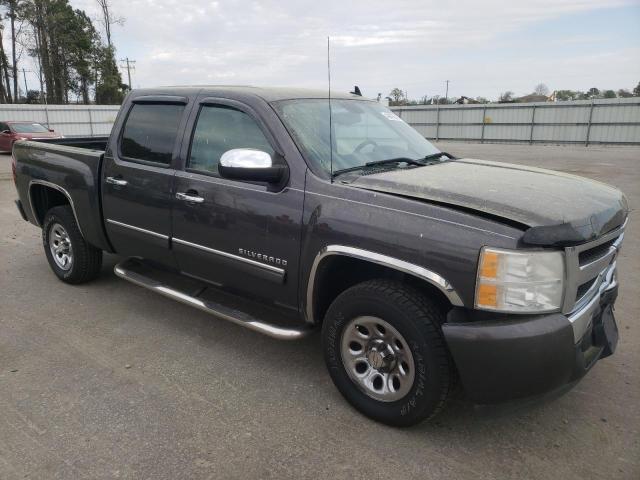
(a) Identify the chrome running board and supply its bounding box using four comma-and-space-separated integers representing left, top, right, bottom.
114, 258, 313, 340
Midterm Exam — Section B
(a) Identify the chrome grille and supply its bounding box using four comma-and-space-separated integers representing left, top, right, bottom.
563, 220, 626, 314
578, 238, 618, 265
575, 278, 597, 300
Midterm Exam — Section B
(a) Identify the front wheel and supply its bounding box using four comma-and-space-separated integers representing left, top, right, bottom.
42, 205, 103, 284
322, 279, 454, 427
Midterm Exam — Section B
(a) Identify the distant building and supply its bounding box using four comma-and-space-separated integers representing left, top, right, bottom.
454, 96, 481, 104
513, 93, 551, 103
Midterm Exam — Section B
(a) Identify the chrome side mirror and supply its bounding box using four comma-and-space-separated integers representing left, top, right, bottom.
219, 149, 285, 183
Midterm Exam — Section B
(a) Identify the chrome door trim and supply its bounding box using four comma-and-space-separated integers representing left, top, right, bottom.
306, 245, 464, 324
106, 219, 169, 240
172, 237, 286, 276
28, 180, 84, 236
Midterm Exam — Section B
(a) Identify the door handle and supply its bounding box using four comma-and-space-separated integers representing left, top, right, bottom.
176, 192, 205, 204
106, 176, 128, 186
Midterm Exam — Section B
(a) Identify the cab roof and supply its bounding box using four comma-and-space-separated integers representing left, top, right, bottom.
130, 85, 370, 103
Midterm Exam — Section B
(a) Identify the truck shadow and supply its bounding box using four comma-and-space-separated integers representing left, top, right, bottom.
95, 252, 555, 432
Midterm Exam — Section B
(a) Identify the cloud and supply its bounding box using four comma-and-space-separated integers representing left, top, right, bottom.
15, 0, 640, 100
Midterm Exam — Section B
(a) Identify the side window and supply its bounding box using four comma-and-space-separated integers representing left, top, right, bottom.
120, 103, 185, 164
188, 105, 274, 175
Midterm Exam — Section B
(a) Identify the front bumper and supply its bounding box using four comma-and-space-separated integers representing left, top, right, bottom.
443, 275, 619, 405
15, 199, 28, 221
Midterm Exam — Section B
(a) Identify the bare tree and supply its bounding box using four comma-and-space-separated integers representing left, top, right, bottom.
0, 0, 19, 102
95, 0, 123, 48
533, 83, 549, 96
498, 91, 514, 102
0, 20, 9, 102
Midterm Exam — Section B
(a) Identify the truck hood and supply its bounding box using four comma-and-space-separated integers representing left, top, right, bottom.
351, 158, 628, 246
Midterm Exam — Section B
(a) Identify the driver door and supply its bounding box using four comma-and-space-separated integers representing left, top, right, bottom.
171, 98, 303, 309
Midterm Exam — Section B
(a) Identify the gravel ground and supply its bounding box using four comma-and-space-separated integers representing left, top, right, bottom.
0, 142, 639, 479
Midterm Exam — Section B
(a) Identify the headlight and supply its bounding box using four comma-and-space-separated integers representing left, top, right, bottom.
475, 247, 564, 313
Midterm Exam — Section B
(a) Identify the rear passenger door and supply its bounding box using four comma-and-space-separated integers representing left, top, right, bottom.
102, 97, 190, 267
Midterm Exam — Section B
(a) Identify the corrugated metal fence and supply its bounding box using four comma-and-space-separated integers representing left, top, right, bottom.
1, 99, 639, 145
392, 98, 640, 145
0, 104, 120, 137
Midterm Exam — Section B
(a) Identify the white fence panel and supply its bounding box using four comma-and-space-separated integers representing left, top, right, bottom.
392, 98, 640, 145
0, 104, 121, 137
2, 100, 639, 145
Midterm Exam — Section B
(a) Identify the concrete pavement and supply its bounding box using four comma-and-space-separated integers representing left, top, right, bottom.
1, 143, 638, 479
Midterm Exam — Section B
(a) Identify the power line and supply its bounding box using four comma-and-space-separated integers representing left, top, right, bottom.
119, 57, 136, 90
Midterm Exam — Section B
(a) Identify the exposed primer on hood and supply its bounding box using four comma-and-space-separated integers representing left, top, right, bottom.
351, 158, 628, 245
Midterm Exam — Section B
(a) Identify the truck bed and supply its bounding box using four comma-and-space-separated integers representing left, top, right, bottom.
12, 138, 112, 252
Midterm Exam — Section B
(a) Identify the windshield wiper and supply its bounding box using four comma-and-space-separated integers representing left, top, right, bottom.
331, 152, 455, 179
332, 157, 421, 178
365, 157, 426, 168
420, 151, 456, 163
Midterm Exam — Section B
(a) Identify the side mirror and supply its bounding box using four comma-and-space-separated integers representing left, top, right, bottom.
218, 149, 284, 183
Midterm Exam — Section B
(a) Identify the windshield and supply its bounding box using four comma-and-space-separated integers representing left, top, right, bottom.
10, 123, 49, 133
273, 99, 440, 175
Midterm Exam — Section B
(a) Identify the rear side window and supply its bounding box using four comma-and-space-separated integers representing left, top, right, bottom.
188, 105, 274, 175
120, 103, 185, 164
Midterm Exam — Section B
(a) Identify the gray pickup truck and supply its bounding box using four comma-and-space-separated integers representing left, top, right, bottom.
11, 86, 628, 426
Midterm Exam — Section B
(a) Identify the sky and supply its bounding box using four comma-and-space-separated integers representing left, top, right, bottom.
26, 0, 640, 100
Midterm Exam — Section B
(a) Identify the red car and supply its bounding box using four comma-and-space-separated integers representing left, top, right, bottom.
0, 121, 63, 152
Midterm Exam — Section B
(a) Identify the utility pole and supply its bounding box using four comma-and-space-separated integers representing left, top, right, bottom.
22, 68, 28, 97
119, 57, 136, 90
444, 80, 450, 104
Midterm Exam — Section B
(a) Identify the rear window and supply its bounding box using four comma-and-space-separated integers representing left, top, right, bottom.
120, 103, 185, 164
10, 123, 49, 133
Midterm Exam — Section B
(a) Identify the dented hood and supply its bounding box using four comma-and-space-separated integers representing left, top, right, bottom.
351, 159, 628, 245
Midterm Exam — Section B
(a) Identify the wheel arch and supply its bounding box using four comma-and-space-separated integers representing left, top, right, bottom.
306, 245, 464, 325
28, 181, 84, 237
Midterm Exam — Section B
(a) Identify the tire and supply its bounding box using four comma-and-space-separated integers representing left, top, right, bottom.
322, 279, 454, 427
42, 205, 102, 284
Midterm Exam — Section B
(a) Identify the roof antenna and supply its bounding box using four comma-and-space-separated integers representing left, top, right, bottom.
327, 36, 334, 183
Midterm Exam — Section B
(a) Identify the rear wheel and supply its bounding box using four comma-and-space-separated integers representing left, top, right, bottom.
42, 205, 102, 284
322, 279, 454, 427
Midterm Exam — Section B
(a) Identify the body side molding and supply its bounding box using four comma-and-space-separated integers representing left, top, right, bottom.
106, 219, 170, 240
172, 237, 286, 278
306, 245, 464, 324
